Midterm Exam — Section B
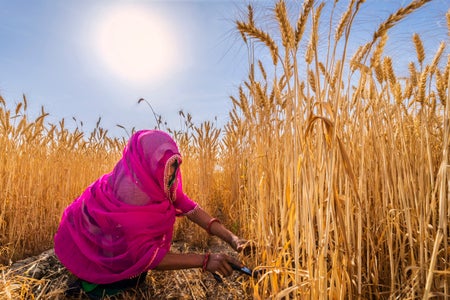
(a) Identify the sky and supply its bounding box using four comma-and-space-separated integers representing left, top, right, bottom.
0, 0, 448, 138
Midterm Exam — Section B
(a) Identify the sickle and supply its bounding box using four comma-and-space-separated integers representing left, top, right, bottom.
230, 263, 263, 279
210, 263, 263, 283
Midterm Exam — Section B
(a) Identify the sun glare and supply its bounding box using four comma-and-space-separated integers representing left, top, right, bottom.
95, 5, 179, 85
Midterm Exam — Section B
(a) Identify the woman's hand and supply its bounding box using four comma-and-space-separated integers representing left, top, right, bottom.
185, 207, 256, 256
205, 253, 242, 277
230, 236, 256, 256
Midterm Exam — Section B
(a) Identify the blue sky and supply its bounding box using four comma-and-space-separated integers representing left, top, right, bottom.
0, 0, 448, 137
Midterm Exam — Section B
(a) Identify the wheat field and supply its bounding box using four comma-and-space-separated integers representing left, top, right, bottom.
1, 1, 449, 299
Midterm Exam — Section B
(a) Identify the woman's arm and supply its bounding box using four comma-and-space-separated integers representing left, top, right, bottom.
186, 206, 248, 252
154, 252, 242, 277
153, 253, 203, 270
153, 206, 250, 276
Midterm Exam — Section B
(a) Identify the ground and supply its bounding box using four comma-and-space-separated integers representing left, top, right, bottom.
1, 239, 253, 300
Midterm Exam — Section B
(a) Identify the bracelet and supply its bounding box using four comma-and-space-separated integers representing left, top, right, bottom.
206, 218, 221, 235
202, 253, 210, 272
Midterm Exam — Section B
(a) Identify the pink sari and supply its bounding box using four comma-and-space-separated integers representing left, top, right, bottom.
54, 130, 197, 284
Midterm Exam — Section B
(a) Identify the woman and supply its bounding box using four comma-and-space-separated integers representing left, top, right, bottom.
54, 129, 248, 298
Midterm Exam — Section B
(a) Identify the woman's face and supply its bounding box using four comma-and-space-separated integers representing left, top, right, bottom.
167, 160, 178, 188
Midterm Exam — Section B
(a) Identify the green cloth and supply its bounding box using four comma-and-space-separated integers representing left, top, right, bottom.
81, 280, 122, 298
78, 271, 148, 299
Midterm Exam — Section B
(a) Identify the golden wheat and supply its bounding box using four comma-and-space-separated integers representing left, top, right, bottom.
1, 1, 449, 299
275, 0, 294, 50
370, 0, 432, 51
236, 19, 279, 65
223, 1, 448, 298
335, 0, 355, 43
413, 33, 426, 66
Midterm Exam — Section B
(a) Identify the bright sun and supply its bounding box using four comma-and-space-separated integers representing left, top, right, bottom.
94, 5, 178, 85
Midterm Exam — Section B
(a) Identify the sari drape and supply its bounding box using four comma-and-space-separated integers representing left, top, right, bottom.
54, 130, 197, 284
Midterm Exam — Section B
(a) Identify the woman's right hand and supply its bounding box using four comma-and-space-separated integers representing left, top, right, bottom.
205, 253, 242, 277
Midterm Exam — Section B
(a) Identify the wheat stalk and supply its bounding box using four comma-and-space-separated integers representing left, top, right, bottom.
413, 33, 425, 66
275, 0, 294, 50
294, 0, 314, 48
383, 56, 397, 88
236, 20, 279, 65
367, 0, 431, 59
335, 0, 355, 43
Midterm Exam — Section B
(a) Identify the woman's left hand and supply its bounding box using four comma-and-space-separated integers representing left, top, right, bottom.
230, 236, 255, 255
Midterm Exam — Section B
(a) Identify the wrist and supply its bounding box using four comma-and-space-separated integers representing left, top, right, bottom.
206, 218, 221, 235
229, 235, 240, 250
202, 253, 210, 272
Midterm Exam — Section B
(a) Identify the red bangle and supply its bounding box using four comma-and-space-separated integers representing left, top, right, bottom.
206, 218, 221, 235
202, 253, 210, 272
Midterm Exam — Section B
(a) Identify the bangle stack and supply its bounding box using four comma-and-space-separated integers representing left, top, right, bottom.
206, 218, 221, 235
202, 253, 210, 272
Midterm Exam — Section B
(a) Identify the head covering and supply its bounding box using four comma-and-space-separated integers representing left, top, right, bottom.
54, 130, 197, 284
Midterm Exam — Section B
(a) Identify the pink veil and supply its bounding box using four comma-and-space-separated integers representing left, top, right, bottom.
54, 130, 197, 284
